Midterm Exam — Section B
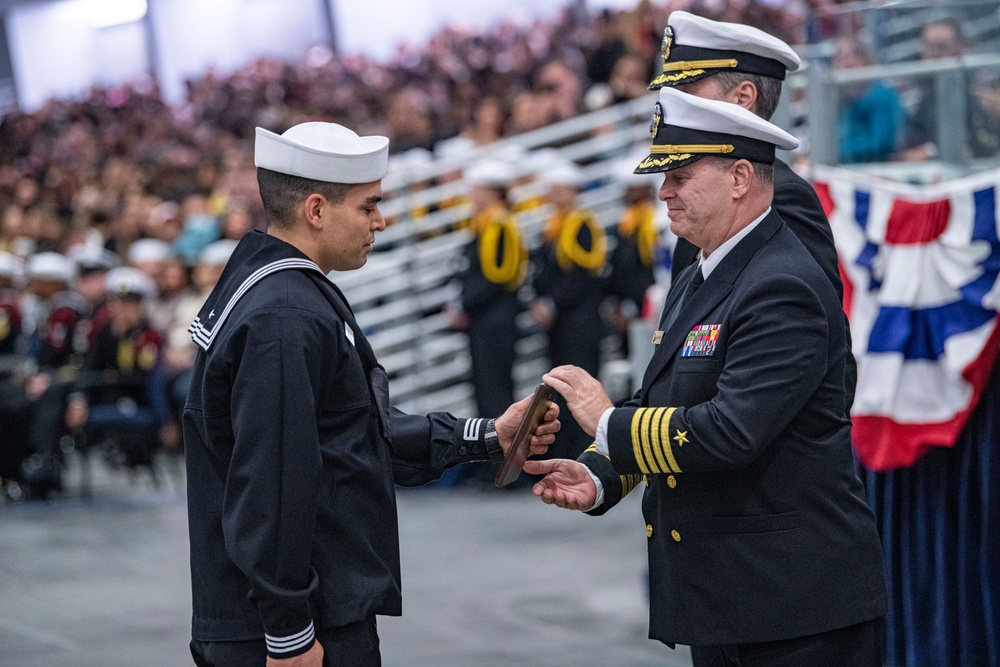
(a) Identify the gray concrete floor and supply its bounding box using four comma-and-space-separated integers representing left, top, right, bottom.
0, 453, 691, 666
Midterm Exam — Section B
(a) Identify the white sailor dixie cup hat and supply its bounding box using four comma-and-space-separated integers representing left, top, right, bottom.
636, 87, 798, 174
106, 266, 157, 299
27, 252, 75, 283
255, 122, 390, 184
465, 159, 517, 188
649, 11, 801, 89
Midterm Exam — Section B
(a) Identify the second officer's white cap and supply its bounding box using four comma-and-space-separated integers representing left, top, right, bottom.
649, 11, 801, 89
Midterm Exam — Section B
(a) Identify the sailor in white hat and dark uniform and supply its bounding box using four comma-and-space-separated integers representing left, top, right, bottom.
606, 152, 669, 359
449, 159, 527, 426
523, 88, 887, 667
530, 159, 609, 458
183, 122, 559, 667
13, 253, 88, 498
649, 10, 855, 413
64, 266, 168, 477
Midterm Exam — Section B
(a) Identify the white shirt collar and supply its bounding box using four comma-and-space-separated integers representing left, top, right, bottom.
699, 207, 771, 279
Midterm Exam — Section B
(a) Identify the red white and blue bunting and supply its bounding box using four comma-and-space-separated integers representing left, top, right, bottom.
814, 167, 1000, 470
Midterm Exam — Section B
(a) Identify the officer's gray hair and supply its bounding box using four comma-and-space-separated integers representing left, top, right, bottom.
701, 156, 774, 187
257, 168, 352, 229
712, 72, 783, 121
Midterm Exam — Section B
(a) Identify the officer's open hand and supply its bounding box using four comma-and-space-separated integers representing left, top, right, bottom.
522, 458, 597, 510
542, 365, 613, 437
495, 394, 560, 456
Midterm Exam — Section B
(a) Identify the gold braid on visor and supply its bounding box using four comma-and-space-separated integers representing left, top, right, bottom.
660, 58, 738, 72
649, 144, 735, 155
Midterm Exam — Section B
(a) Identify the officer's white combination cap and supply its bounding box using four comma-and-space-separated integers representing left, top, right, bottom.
649, 11, 801, 89
27, 252, 75, 282
636, 87, 798, 174
255, 122, 389, 184
106, 266, 157, 298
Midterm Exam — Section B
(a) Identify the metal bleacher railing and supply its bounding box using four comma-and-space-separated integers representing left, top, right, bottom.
333, 96, 654, 417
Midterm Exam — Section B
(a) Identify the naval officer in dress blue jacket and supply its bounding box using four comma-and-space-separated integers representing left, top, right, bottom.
524, 87, 886, 667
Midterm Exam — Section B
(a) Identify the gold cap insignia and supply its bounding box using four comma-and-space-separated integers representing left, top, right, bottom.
650, 102, 663, 140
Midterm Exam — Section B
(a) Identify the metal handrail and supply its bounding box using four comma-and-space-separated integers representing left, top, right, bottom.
828, 53, 1000, 83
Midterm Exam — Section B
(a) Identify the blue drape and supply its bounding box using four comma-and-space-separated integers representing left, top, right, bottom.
862, 364, 1000, 667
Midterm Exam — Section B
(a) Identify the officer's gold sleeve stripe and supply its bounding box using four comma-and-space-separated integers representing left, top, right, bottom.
631, 410, 652, 474
648, 408, 672, 474
638, 408, 654, 473
584, 442, 609, 460
621, 474, 642, 497
640, 408, 660, 473
641, 408, 664, 474
660, 407, 681, 474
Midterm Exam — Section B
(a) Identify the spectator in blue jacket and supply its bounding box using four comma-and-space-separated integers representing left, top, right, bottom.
833, 37, 906, 164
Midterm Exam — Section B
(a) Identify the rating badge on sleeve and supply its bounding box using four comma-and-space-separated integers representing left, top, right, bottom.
681, 324, 721, 357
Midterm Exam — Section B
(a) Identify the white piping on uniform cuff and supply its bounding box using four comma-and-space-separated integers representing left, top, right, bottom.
464, 418, 484, 441
265, 621, 315, 654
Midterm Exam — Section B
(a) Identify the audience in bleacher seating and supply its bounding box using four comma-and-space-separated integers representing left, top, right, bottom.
0, 1, 812, 257
6, 0, 975, 499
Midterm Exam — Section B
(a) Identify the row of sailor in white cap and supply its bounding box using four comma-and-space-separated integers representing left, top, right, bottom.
0, 239, 235, 289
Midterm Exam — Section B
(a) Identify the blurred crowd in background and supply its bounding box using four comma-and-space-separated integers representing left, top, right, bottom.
0, 0, 997, 500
